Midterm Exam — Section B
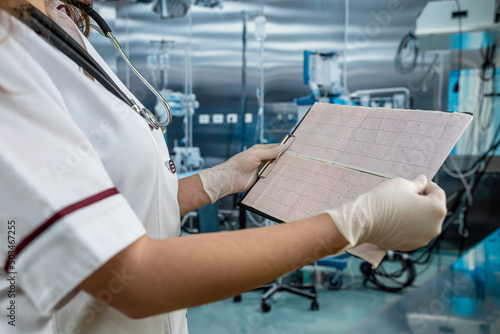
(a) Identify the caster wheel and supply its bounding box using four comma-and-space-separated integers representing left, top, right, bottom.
310, 300, 319, 311
261, 301, 271, 313
325, 273, 343, 290
233, 295, 242, 303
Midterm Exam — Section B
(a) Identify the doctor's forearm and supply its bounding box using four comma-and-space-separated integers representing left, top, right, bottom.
79, 213, 348, 319
177, 174, 212, 216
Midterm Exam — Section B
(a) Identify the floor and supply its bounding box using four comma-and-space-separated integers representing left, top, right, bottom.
186, 251, 459, 334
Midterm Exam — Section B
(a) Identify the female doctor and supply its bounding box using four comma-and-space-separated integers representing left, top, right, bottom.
0, 1, 447, 333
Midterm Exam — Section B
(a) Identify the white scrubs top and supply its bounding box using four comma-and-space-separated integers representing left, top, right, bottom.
0, 8, 188, 334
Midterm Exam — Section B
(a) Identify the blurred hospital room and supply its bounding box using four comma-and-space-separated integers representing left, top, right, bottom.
89, 0, 499, 333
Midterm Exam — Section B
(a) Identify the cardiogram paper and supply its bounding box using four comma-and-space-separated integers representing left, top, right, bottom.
241, 102, 472, 223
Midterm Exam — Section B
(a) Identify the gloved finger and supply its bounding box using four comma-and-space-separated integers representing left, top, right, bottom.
252, 144, 287, 161
418, 182, 447, 235
421, 182, 447, 217
251, 143, 280, 150
411, 174, 428, 194
422, 181, 445, 197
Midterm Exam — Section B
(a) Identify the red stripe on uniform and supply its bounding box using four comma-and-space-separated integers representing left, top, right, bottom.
3, 188, 119, 272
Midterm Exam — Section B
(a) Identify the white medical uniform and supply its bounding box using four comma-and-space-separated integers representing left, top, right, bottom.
0, 8, 188, 334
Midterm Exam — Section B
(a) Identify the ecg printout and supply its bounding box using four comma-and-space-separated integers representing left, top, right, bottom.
241, 103, 472, 223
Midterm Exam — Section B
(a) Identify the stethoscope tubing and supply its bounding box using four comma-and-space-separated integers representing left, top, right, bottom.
65, 0, 173, 127
29, 7, 134, 107
27, 2, 172, 129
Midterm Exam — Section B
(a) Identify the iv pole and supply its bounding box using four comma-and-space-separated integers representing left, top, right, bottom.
255, 14, 267, 144
240, 11, 248, 152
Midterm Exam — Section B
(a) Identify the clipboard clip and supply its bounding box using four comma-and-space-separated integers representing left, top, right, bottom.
258, 134, 296, 178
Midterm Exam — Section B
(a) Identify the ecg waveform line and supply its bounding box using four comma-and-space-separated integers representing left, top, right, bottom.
289, 104, 472, 180
243, 155, 385, 222
241, 103, 472, 222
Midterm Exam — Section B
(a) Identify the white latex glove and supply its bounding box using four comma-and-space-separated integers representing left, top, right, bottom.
323, 175, 446, 253
199, 144, 285, 203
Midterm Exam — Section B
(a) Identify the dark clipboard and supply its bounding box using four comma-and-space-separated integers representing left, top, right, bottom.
237, 107, 313, 223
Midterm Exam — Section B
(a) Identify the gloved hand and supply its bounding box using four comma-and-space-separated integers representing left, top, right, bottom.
323, 175, 447, 252
199, 144, 285, 203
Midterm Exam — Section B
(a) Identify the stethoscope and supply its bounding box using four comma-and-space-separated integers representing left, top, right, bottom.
26, 1, 173, 131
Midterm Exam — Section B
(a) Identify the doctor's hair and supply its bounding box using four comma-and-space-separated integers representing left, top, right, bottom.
60, 0, 93, 37
0, 1, 93, 93
0, 1, 30, 19
0, 1, 93, 37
